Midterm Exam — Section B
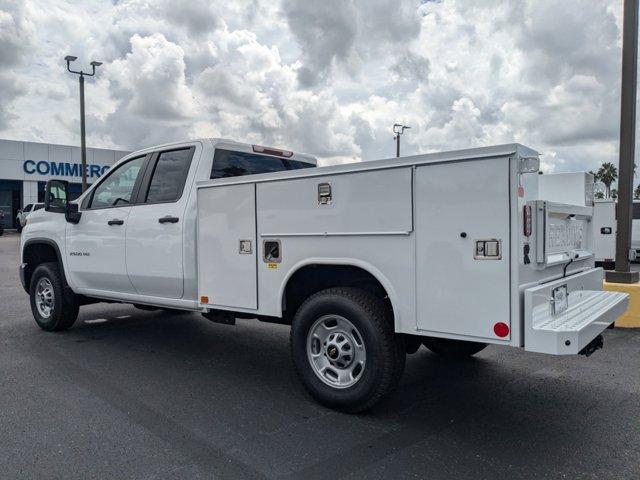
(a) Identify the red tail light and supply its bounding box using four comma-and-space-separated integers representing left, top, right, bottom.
523, 205, 532, 237
494, 322, 509, 338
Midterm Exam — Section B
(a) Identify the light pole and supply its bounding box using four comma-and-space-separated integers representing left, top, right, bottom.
393, 123, 410, 158
65, 56, 102, 192
606, 0, 639, 283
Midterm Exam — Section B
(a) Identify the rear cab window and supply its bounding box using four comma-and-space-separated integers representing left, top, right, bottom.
211, 149, 314, 179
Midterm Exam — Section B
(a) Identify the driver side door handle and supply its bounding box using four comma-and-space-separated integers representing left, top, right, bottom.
107, 219, 124, 226
158, 216, 179, 224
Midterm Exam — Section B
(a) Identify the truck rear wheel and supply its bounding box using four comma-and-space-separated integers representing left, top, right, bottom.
290, 287, 405, 413
29, 262, 79, 332
422, 337, 487, 358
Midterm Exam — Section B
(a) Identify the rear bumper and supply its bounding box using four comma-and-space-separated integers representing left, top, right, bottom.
524, 268, 629, 355
19, 263, 28, 292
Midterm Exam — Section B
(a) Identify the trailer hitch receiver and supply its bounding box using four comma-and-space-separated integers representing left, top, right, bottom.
578, 334, 604, 357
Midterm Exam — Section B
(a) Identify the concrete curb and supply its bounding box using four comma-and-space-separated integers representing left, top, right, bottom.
604, 281, 640, 328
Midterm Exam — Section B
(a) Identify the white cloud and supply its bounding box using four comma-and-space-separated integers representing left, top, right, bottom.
0, 0, 33, 129
0, 0, 632, 176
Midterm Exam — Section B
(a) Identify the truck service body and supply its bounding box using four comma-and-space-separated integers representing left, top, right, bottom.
20, 139, 629, 411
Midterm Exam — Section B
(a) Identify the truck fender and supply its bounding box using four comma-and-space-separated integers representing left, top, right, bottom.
22, 238, 68, 292
278, 257, 401, 330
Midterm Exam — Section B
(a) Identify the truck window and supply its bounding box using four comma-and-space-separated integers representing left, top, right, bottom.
89, 156, 145, 209
211, 149, 314, 179
144, 148, 194, 203
24, 204, 33, 212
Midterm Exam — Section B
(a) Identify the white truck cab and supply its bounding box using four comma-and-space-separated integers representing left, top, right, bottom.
20, 140, 628, 412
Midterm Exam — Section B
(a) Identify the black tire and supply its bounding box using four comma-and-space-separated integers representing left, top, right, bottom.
422, 337, 487, 359
29, 262, 79, 332
290, 287, 405, 413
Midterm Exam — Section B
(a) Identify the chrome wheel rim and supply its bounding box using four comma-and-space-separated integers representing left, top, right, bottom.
306, 314, 366, 389
35, 278, 54, 318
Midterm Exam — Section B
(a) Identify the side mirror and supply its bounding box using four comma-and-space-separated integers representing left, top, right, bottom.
44, 179, 82, 224
44, 179, 69, 213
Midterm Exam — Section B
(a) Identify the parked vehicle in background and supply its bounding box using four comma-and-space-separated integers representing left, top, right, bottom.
16, 203, 44, 233
586, 197, 640, 269
593, 199, 617, 269
538, 172, 628, 270
19, 139, 629, 412
631, 202, 640, 259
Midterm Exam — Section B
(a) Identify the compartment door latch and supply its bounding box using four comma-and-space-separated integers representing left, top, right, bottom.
474, 239, 502, 260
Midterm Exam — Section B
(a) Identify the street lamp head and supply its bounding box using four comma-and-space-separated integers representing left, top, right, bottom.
90, 61, 102, 67
393, 123, 411, 134
65, 55, 77, 62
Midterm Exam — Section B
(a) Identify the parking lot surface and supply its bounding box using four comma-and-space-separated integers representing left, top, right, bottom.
1, 231, 639, 479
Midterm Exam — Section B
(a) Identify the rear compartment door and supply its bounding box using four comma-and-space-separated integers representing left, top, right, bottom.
197, 183, 257, 310
415, 158, 511, 340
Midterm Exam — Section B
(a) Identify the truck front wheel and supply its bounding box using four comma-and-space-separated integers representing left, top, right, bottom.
422, 337, 487, 358
290, 287, 405, 413
29, 262, 79, 331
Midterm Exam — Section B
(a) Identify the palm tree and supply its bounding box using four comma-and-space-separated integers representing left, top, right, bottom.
596, 162, 618, 198
611, 188, 618, 199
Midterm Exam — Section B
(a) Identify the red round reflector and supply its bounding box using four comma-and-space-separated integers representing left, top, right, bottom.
494, 322, 509, 338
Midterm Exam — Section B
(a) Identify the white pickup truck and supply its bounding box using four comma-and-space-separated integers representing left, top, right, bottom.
20, 139, 629, 412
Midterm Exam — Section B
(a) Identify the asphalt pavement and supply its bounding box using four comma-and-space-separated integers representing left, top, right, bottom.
1, 231, 639, 479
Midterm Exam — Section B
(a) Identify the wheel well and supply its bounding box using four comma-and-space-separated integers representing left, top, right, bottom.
23, 242, 63, 291
283, 264, 391, 322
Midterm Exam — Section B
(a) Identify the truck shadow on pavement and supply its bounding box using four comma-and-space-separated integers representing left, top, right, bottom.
29, 307, 639, 479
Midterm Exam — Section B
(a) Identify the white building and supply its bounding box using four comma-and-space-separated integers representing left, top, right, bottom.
0, 138, 129, 228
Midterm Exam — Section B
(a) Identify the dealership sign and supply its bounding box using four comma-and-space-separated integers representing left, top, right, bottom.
23, 160, 110, 178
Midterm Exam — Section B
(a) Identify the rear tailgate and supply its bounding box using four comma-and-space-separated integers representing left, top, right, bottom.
531, 201, 592, 267
523, 201, 629, 354
524, 268, 627, 354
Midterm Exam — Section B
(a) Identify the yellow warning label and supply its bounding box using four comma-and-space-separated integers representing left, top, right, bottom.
267, 263, 278, 269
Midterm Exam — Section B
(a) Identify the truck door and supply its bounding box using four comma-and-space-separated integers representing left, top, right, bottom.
66, 156, 146, 294
125, 146, 196, 299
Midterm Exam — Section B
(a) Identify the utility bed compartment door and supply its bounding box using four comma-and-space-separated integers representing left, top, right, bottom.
524, 268, 628, 354
197, 184, 257, 310
415, 158, 510, 339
